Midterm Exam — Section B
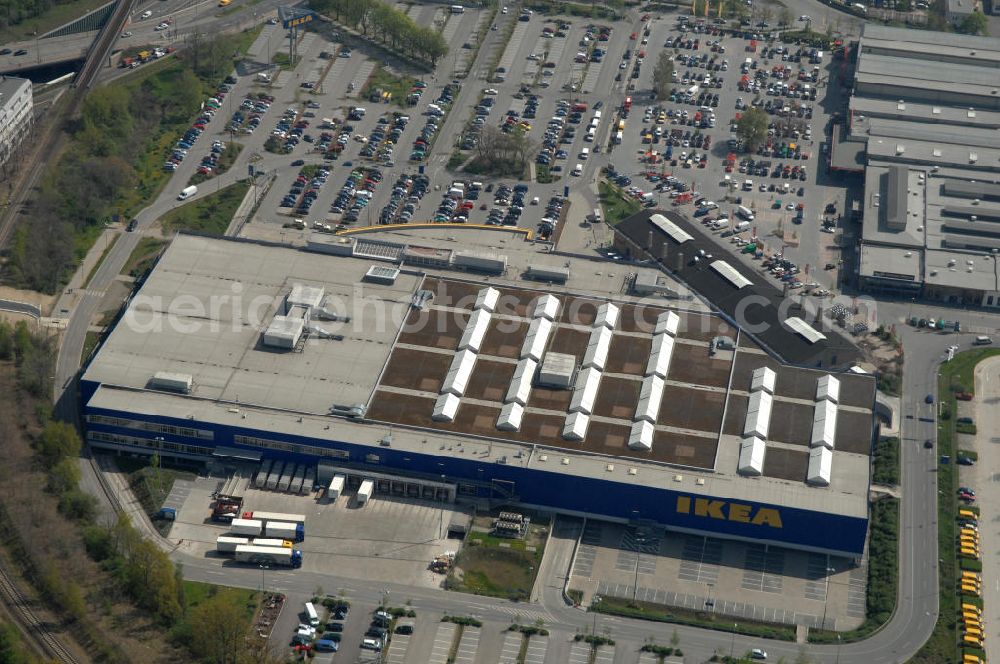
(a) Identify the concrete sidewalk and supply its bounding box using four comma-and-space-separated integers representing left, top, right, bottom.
51, 227, 120, 319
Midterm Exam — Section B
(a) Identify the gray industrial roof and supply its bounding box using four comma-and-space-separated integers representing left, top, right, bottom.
849, 97, 1000, 130
84, 233, 874, 517
860, 24, 1000, 65
82, 235, 420, 414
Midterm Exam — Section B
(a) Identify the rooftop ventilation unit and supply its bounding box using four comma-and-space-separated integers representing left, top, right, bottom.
538, 352, 576, 389
363, 265, 400, 285
635, 375, 665, 424
811, 398, 838, 449
743, 390, 773, 439
645, 333, 675, 379
654, 310, 681, 336
569, 366, 601, 415
441, 348, 477, 397
506, 358, 538, 406
595, 302, 620, 330
583, 326, 613, 371
148, 371, 193, 394
521, 317, 553, 362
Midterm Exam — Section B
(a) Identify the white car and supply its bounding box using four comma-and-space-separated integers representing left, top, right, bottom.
751, 649, 768, 660
502, 5, 508, 12
140, 9, 152, 18
120, 31, 132, 38
155, 22, 168, 30
483, 88, 499, 95
799, 14, 811, 20
527, 53, 540, 60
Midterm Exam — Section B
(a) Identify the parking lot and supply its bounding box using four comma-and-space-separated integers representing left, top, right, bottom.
169, 477, 467, 589
569, 520, 867, 631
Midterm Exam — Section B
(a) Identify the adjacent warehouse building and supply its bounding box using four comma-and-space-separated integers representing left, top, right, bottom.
830, 25, 1000, 305
81, 230, 876, 558
0, 76, 32, 176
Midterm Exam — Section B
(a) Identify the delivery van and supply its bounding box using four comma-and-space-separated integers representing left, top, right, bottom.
973, 335, 992, 345
304, 602, 319, 626
177, 185, 197, 201
736, 205, 754, 221
734, 220, 751, 232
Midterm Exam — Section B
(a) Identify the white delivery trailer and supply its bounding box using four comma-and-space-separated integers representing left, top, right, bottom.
234, 544, 302, 568
253, 459, 273, 489
252, 538, 293, 548
357, 479, 374, 506
266, 462, 284, 490
230, 518, 263, 536
264, 521, 305, 542
328, 474, 346, 502
278, 464, 296, 493
248, 511, 307, 525
216, 536, 250, 553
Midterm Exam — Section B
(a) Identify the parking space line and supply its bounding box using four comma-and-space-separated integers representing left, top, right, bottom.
523, 635, 548, 664
568, 641, 591, 664
427, 622, 457, 664
453, 625, 480, 664
498, 630, 523, 664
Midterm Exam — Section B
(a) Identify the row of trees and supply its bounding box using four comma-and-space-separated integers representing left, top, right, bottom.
652, 52, 674, 101
469, 125, 537, 177
311, 0, 448, 65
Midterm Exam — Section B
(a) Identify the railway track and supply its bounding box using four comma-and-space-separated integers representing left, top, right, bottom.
0, 561, 82, 664
0, 0, 135, 249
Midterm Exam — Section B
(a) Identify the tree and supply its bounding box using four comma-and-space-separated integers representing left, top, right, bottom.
187, 592, 254, 664
958, 9, 988, 34
779, 7, 793, 25
38, 421, 81, 464
652, 52, 674, 101
735, 107, 769, 150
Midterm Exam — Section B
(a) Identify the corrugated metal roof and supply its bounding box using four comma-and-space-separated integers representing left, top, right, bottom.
654, 310, 680, 336
442, 348, 477, 396
497, 401, 524, 431
635, 375, 665, 424
595, 302, 620, 330
816, 375, 841, 403
744, 390, 773, 439
521, 317, 553, 361
532, 294, 561, 321
562, 411, 590, 441
569, 366, 602, 415
811, 399, 838, 449
628, 420, 655, 451
785, 317, 827, 344
474, 286, 500, 312
750, 366, 777, 394
458, 309, 492, 353
650, 213, 693, 244
583, 326, 613, 371
710, 260, 753, 289
506, 358, 537, 406
432, 392, 461, 422
645, 333, 675, 379
738, 436, 766, 476
807, 446, 833, 486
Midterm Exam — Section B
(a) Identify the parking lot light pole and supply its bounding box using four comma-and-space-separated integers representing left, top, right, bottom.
729, 622, 737, 658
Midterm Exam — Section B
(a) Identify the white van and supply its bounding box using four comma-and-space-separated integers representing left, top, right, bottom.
177, 185, 197, 201
584, 129, 595, 142
304, 602, 319, 627
579, 148, 589, 159
973, 335, 992, 345
572, 163, 583, 176
736, 205, 754, 221
734, 220, 751, 232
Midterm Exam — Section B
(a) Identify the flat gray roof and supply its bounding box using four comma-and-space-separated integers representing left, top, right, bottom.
850, 96, 1000, 130
82, 235, 421, 414
860, 24, 1000, 65
863, 117, 1000, 150
83, 234, 874, 514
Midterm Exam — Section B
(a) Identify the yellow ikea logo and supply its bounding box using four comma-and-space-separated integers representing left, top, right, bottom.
676, 496, 783, 528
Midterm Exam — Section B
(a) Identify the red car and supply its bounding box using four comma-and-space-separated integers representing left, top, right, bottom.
629, 32, 637, 40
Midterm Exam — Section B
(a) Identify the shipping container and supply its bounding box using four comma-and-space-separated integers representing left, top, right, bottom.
216, 536, 250, 553
230, 518, 263, 536
264, 521, 305, 542
357, 479, 374, 506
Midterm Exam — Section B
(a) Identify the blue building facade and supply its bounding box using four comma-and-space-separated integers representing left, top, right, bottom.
83, 381, 869, 557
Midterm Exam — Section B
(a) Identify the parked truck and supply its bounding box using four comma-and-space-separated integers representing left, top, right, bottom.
263, 521, 304, 542
245, 511, 307, 525
357, 479, 374, 506
234, 545, 303, 568
216, 536, 250, 553
211, 495, 243, 522
324, 474, 346, 503
230, 518, 264, 536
